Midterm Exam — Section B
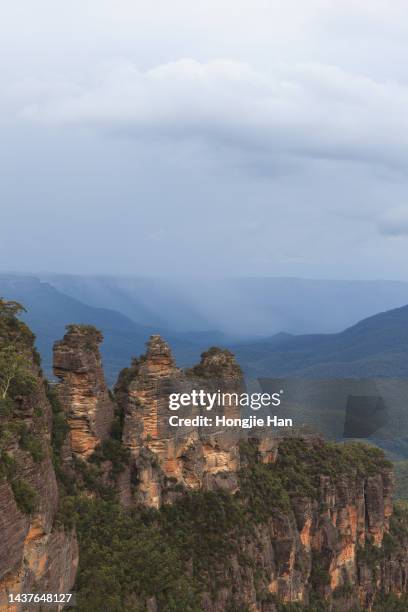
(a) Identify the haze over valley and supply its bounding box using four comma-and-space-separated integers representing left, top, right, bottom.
3, 273, 408, 383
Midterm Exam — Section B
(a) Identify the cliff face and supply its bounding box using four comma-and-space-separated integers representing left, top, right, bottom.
114, 336, 244, 507
109, 335, 408, 610
3, 317, 408, 612
53, 325, 115, 460
218, 439, 398, 611
0, 307, 78, 611
110, 435, 399, 612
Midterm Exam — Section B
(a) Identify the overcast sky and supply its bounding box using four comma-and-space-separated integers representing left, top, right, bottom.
2, 0, 408, 279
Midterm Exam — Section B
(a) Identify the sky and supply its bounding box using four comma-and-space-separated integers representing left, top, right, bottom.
2, 0, 408, 279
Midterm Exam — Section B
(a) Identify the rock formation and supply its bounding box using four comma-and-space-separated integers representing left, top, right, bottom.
114, 336, 244, 507
112, 335, 408, 609
53, 325, 115, 459
0, 310, 78, 611
3, 315, 408, 611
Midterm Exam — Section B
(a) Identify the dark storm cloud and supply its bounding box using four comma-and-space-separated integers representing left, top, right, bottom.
1, 0, 408, 277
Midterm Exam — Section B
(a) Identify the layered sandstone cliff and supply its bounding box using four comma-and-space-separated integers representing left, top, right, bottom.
53, 325, 115, 460
0, 313, 78, 611
114, 336, 244, 507
111, 335, 408, 610
3, 318, 407, 611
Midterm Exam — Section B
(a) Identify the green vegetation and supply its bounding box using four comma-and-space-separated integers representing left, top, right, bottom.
357, 500, 408, 570
65, 324, 103, 351
161, 490, 247, 578
87, 399, 130, 481
0, 299, 42, 514
72, 498, 201, 612
1, 300, 405, 609
186, 346, 242, 378
238, 455, 291, 517
357, 535, 386, 568
89, 438, 130, 479
277, 605, 324, 612
233, 302, 408, 379
114, 362, 138, 390
373, 593, 408, 611
62, 441, 264, 608
47, 385, 69, 466
393, 460, 408, 499
70, 487, 255, 610
0, 299, 36, 401
11, 477, 38, 514
0, 345, 36, 399
238, 438, 391, 522
17, 422, 45, 463
276, 438, 391, 493
63, 437, 395, 610
0, 397, 13, 417
332, 582, 354, 599
309, 552, 330, 590
0, 450, 17, 479
0, 299, 34, 343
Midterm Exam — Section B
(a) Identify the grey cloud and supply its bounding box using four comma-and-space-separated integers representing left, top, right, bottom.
4, 59, 408, 170
2, 1, 408, 279
378, 208, 408, 236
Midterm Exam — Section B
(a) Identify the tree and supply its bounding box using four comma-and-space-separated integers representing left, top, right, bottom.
0, 299, 36, 401
0, 299, 25, 318
0, 346, 36, 400
0, 298, 34, 343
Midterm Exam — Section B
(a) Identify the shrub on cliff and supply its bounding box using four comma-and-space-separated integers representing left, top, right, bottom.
46, 385, 69, 466
373, 593, 408, 611
18, 424, 45, 462
65, 324, 103, 351
0, 345, 36, 401
11, 478, 37, 514
0, 299, 37, 403
67, 435, 403, 611
238, 437, 391, 520
0, 299, 33, 341
275, 438, 391, 497
238, 460, 290, 519
89, 438, 130, 479
73, 498, 201, 612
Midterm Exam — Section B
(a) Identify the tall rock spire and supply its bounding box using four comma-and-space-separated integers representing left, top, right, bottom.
53, 324, 114, 459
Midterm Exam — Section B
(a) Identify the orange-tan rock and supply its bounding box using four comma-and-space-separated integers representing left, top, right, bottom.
53, 325, 115, 459
0, 348, 78, 610
114, 336, 244, 507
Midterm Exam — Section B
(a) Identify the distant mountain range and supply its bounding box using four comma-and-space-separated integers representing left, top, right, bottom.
40, 274, 408, 336
2, 273, 408, 383
233, 304, 408, 378
231, 307, 408, 460
0, 274, 230, 383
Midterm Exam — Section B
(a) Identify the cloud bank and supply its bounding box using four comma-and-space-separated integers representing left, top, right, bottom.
378, 208, 408, 236
6, 58, 408, 169
2, 0, 408, 277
